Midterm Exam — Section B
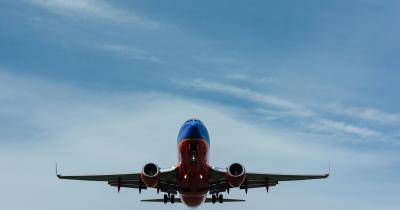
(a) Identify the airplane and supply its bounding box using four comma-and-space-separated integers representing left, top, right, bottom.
57, 118, 329, 207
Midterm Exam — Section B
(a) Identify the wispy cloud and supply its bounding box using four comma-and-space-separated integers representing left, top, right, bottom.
175, 79, 399, 143
326, 104, 400, 125
310, 119, 383, 139
29, 0, 159, 28
176, 79, 315, 117
226, 73, 278, 84
95, 44, 165, 63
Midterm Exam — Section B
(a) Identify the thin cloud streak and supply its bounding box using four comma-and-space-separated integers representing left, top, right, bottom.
310, 119, 383, 139
95, 44, 165, 63
226, 73, 278, 84
175, 79, 398, 143
220, 73, 400, 127
176, 79, 315, 117
326, 104, 400, 125
29, 0, 160, 28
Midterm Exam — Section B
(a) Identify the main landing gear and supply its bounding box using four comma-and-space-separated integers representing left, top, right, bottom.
163, 194, 175, 204
211, 193, 223, 204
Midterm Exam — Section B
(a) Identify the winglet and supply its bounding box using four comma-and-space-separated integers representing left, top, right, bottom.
56, 162, 61, 178
325, 161, 331, 178
328, 161, 331, 174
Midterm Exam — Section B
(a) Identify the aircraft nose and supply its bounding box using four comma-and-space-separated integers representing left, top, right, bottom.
177, 119, 210, 143
185, 123, 202, 139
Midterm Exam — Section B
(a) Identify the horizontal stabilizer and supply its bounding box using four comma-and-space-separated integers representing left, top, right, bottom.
141, 199, 182, 203
141, 198, 245, 203
205, 198, 245, 203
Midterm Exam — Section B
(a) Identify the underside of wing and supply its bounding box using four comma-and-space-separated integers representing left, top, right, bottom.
209, 166, 329, 193
58, 173, 146, 191
242, 172, 329, 191
246, 172, 329, 182
57, 166, 178, 193
57, 173, 140, 181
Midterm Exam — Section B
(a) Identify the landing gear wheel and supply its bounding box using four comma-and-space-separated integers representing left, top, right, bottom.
170, 194, 175, 204
163, 194, 168, 203
211, 194, 217, 204
218, 194, 223, 203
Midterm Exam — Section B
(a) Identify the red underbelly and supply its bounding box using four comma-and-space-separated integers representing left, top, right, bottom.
177, 139, 209, 202
180, 195, 206, 207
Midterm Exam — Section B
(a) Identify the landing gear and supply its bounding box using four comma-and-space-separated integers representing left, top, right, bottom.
211, 194, 223, 204
163, 194, 168, 203
218, 194, 223, 203
211, 194, 217, 203
163, 194, 176, 204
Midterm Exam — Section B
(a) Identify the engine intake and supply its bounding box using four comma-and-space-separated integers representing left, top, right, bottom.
141, 163, 160, 187
226, 163, 246, 187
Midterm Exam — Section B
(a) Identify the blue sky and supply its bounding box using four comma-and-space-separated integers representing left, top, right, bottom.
0, 0, 399, 209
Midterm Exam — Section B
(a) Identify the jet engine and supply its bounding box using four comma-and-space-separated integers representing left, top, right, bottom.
226, 163, 246, 187
141, 163, 160, 187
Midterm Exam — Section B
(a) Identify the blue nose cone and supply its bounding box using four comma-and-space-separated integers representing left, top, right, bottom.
177, 119, 210, 144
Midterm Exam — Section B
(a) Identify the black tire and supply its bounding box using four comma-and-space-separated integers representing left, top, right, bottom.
163, 194, 168, 203
170, 194, 175, 204
211, 194, 216, 204
218, 194, 223, 203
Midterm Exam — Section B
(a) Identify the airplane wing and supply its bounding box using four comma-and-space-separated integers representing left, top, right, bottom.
57, 166, 178, 194
209, 166, 329, 194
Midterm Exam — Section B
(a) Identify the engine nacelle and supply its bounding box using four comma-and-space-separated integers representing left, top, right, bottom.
141, 163, 160, 188
226, 163, 246, 187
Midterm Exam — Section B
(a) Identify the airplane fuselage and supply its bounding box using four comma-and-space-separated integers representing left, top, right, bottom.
176, 119, 210, 207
